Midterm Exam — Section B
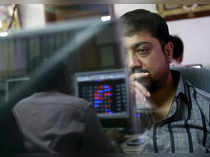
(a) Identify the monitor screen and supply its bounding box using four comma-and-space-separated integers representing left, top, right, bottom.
74, 69, 129, 119
5, 77, 30, 103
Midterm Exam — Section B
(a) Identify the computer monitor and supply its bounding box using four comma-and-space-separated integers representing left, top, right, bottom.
74, 69, 129, 119
5, 77, 30, 103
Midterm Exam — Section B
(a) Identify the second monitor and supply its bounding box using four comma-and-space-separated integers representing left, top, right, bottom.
74, 69, 129, 120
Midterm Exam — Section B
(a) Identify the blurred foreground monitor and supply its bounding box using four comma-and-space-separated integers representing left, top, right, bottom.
0, 17, 131, 129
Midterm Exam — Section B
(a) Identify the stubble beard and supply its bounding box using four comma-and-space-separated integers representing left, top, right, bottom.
148, 71, 169, 93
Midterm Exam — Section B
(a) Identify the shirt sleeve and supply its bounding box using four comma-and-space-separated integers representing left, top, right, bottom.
80, 107, 122, 153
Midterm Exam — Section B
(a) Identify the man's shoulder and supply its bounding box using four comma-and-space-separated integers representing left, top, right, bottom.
195, 87, 210, 100
184, 79, 210, 101
185, 81, 210, 120
172, 67, 210, 93
13, 92, 91, 112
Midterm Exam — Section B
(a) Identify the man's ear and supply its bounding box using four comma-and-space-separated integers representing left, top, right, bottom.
164, 41, 174, 63
177, 53, 183, 63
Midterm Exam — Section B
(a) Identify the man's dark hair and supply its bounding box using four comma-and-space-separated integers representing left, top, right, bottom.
37, 62, 70, 94
120, 9, 170, 46
169, 35, 184, 59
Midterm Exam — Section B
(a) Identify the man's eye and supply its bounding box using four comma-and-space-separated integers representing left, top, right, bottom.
136, 48, 150, 55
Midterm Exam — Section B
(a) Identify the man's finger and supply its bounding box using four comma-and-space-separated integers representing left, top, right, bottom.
130, 73, 150, 82
131, 81, 151, 97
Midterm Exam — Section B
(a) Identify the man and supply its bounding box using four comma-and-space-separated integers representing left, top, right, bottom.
12, 62, 119, 153
120, 9, 210, 153
169, 35, 184, 66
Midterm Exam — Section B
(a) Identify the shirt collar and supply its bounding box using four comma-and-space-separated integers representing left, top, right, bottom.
166, 70, 188, 120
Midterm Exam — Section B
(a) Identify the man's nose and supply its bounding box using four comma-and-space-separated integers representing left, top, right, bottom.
128, 53, 142, 69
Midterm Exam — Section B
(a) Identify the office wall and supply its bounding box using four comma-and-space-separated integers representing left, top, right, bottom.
114, 4, 210, 67
19, 4, 46, 29
167, 16, 210, 66
0, 5, 46, 76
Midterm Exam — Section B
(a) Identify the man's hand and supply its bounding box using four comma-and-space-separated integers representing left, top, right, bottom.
130, 72, 151, 102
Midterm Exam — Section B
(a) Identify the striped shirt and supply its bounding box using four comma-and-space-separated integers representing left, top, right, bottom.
123, 71, 210, 153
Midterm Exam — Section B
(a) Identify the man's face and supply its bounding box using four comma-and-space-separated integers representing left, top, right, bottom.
123, 31, 171, 92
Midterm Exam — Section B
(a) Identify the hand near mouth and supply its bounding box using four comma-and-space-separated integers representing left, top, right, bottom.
130, 72, 151, 99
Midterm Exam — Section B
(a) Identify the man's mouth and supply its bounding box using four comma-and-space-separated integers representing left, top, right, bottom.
131, 68, 152, 90
132, 68, 149, 74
